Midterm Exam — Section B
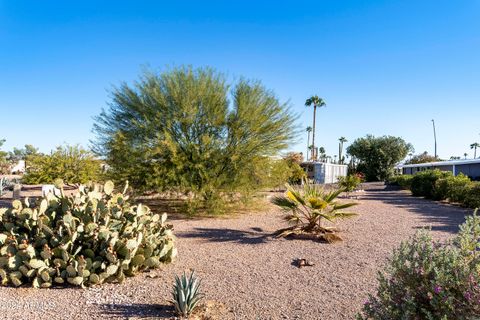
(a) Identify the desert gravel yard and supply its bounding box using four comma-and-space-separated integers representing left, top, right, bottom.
0, 184, 472, 320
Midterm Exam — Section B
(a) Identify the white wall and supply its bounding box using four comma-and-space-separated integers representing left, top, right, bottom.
313, 163, 348, 184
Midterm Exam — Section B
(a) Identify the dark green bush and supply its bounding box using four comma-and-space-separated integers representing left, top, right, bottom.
389, 175, 413, 189
434, 174, 473, 203
394, 170, 479, 209
410, 170, 452, 199
358, 211, 480, 319
463, 183, 480, 209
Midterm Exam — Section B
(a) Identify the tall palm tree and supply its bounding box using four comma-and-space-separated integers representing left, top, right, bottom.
471, 142, 480, 159
306, 126, 312, 161
338, 137, 347, 164
318, 147, 326, 162
464, 153, 468, 159
305, 96, 326, 160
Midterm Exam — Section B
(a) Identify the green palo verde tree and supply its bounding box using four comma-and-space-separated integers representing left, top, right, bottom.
347, 135, 413, 181
22, 145, 101, 184
93, 66, 298, 213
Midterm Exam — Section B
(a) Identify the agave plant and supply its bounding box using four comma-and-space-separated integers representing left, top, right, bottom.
172, 271, 203, 317
272, 182, 358, 242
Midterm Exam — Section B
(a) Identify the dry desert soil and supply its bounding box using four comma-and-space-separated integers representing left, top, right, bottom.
0, 183, 472, 320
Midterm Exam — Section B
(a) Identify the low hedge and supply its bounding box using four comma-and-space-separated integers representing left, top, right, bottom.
410, 170, 452, 199
464, 184, 480, 209
434, 174, 473, 203
389, 175, 413, 189
396, 170, 479, 209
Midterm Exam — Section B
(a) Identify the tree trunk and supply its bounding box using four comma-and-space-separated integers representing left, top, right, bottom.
312, 105, 317, 160
307, 132, 310, 161
338, 142, 342, 164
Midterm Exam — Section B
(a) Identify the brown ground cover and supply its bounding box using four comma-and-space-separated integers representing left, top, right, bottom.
0, 183, 471, 319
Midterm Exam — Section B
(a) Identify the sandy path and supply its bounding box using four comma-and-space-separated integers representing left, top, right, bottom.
0, 184, 472, 319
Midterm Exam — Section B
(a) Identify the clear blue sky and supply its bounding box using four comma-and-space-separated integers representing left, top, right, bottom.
1, 1, 479, 160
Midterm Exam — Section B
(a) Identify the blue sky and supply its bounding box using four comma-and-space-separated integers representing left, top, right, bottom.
1, 1, 479, 159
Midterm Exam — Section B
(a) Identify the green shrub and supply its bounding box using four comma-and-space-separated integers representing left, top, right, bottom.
358, 211, 480, 319
463, 183, 480, 209
264, 158, 306, 189
393, 170, 478, 209
0, 181, 176, 287
397, 175, 413, 189
434, 174, 473, 202
23, 145, 101, 184
338, 174, 362, 192
410, 169, 452, 199
450, 180, 475, 204
388, 175, 413, 189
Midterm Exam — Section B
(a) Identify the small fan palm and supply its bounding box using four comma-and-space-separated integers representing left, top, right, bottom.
272, 182, 358, 242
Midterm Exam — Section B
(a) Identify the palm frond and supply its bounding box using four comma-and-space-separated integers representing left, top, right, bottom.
308, 197, 328, 210
271, 196, 297, 210
324, 188, 343, 202
332, 211, 358, 219
317, 212, 336, 223
285, 186, 306, 205
333, 202, 358, 210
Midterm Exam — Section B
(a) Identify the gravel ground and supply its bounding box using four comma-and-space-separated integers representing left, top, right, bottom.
0, 183, 472, 320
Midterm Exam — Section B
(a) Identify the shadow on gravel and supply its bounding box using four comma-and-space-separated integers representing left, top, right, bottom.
176, 227, 270, 245
362, 184, 470, 234
100, 303, 175, 318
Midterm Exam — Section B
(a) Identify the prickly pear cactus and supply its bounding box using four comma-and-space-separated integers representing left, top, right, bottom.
0, 177, 11, 197
0, 180, 176, 288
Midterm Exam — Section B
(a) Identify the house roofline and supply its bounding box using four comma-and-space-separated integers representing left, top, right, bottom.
399, 158, 480, 168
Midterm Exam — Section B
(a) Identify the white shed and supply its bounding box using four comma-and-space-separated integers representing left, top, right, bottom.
301, 162, 348, 184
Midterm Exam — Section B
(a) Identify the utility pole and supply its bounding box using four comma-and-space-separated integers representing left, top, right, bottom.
432, 119, 437, 159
